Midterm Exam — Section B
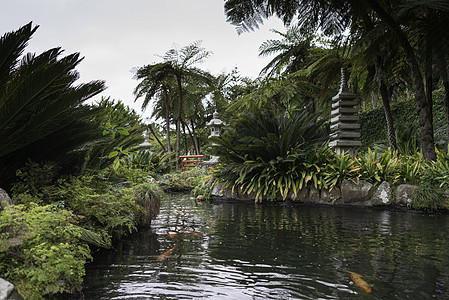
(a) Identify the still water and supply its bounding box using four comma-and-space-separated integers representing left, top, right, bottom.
83, 193, 449, 299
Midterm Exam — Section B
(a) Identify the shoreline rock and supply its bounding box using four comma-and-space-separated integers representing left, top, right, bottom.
211, 180, 434, 210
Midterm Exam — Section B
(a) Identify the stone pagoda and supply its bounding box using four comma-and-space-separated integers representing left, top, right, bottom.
329, 68, 362, 154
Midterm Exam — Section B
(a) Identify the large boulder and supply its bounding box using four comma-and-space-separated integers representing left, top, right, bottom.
395, 184, 418, 207
0, 189, 12, 212
371, 181, 393, 206
341, 179, 375, 205
0, 278, 23, 300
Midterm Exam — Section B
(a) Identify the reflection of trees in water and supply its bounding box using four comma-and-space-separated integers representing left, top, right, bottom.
83, 230, 161, 290
84, 194, 449, 299
209, 203, 449, 298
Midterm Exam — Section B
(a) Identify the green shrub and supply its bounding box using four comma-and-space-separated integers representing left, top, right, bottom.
57, 175, 139, 239
160, 168, 209, 191
12, 161, 61, 205
0, 204, 92, 299
192, 178, 214, 200
132, 182, 165, 226
322, 150, 359, 190
359, 87, 447, 150
411, 175, 448, 212
212, 109, 328, 201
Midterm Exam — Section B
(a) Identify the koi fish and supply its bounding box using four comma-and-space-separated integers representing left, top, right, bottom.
180, 230, 201, 237
156, 246, 176, 261
345, 270, 373, 293
168, 232, 177, 238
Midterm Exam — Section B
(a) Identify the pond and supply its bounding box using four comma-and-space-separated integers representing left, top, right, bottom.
83, 193, 449, 299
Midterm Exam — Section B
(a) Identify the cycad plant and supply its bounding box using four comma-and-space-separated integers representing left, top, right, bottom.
212, 109, 328, 201
0, 23, 106, 188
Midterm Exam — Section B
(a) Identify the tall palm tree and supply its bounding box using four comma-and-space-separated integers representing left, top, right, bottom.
134, 41, 213, 169
0, 22, 106, 188
134, 62, 175, 153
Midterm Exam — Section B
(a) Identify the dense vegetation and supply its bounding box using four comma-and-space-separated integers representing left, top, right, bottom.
1, 1, 449, 298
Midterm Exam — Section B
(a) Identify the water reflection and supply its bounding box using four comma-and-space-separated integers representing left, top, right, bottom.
83, 194, 449, 299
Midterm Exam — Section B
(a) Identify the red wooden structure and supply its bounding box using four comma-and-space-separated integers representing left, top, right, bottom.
179, 155, 204, 171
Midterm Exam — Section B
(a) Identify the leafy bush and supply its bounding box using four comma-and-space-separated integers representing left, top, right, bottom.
57, 176, 140, 239
0, 204, 92, 299
359, 87, 447, 150
132, 182, 165, 226
411, 168, 448, 212
212, 109, 328, 201
192, 172, 214, 200
160, 168, 209, 191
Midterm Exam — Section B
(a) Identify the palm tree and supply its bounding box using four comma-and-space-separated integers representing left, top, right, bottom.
224, 0, 449, 161
0, 23, 106, 188
258, 24, 315, 77
134, 62, 175, 153
134, 41, 213, 169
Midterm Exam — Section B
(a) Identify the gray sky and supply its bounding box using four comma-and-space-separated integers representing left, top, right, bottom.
1, 0, 284, 115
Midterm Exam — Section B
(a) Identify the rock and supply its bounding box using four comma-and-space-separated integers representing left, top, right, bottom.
341, 179, 374, 205
196, 195, 206, 201
395, 184, 418, 207
293, 188, 309, 202
0, 189, 12, 212
309, 187, 320, 203
211, 183, 225, 197
0, 278, 23, 300
371, 181, 393, 206
320, 186, 342, 204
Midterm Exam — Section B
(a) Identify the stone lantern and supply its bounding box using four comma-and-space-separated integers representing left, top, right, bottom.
204, 111, 224, 164
207, 111, 224, 141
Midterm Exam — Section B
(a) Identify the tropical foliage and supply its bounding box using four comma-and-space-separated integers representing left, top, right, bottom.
212, 108, 328, 201
2, 4, 449, 297
0, 23, 106, 189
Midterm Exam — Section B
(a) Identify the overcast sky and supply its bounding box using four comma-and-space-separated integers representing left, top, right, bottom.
1, 0, 285, 115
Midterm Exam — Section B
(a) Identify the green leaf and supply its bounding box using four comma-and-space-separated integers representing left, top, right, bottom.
108, 151, 119, 158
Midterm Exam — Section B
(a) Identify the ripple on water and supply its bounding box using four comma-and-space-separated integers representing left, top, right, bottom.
83, 194, 449, 300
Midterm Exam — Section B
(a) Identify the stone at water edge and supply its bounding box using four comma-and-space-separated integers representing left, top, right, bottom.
371, 181, 393, 206
0, 188, 12, 212
395, 184, 418, 207
0, 278, 23, 300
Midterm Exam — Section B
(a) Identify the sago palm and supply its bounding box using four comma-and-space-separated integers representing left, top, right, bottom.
0, 23, 106, 188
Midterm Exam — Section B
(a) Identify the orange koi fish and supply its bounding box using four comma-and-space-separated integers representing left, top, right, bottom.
345, 270, 373, 293
156, 246, 176, 261
180, 230, 201, 237
168, 232, 177, 238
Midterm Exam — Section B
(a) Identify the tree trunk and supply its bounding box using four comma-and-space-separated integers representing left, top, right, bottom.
185, 120, 200, 155
175, 74, 183, 170
443, 78, 449, 144
379, 82, 397, 149
181, 121, 188, 154
362, 12, 397, 150
148, 124, 166, 151
190, 119, 200, 154
367, 0, 436, 161
175, 118, 180, 170
163, 86, 171, 153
